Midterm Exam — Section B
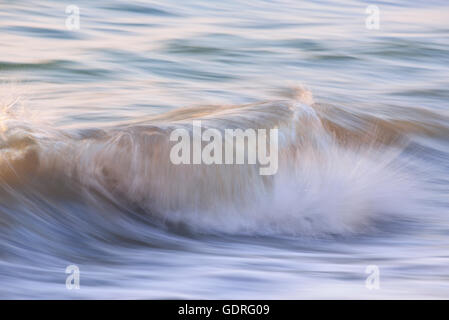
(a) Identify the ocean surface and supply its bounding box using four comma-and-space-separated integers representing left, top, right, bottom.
0, 0, 449, 299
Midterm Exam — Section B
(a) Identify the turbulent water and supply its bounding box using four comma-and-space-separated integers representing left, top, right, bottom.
0, 0, 449, 299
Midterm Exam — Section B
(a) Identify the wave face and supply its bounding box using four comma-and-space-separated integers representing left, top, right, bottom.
0, 88, 429, 236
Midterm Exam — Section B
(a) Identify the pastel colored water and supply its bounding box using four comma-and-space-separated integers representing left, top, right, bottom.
0, 0, 448, 298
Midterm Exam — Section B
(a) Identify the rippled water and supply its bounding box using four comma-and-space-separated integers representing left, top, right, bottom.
0, 0, 448, 299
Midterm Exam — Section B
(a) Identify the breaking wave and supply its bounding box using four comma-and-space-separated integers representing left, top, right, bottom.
0, 87, 439, 236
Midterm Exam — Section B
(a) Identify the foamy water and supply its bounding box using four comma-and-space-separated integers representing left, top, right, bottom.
0, 0, 448, 299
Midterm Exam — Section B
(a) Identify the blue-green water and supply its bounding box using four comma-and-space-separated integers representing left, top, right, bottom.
0, 0, 448, 298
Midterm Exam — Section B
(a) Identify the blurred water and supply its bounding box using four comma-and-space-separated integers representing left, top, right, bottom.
0, 0, 448, 299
